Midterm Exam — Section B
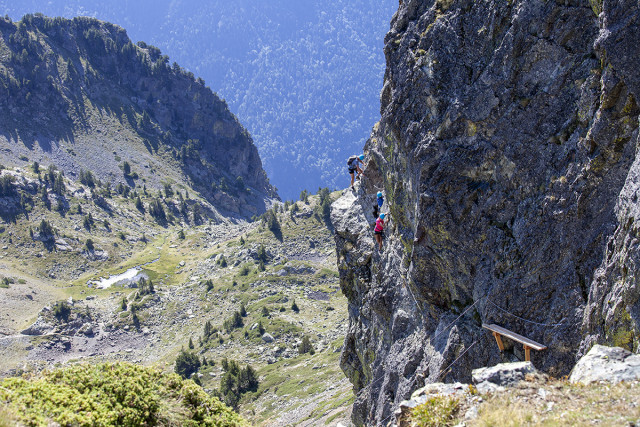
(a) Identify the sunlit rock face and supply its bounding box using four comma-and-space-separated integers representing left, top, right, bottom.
332, 0, 640, 424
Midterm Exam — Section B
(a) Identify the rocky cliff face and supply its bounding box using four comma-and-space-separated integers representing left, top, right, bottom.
332, 0, 640, 424
0, 15, 276, 217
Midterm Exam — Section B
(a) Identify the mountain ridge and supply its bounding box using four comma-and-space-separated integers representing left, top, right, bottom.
0, 0, 398, 199
0, 14, 276, 219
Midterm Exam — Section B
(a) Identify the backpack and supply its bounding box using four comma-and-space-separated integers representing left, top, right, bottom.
347, 155, 358, 167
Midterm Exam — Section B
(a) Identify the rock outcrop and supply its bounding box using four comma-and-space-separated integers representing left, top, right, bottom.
569, 344, 640, 385
332, 0, 640, 424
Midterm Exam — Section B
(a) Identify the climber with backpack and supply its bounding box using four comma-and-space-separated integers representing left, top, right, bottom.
347, 154, 365, 190
373, 191, 384, 218
374, 213, 388, 251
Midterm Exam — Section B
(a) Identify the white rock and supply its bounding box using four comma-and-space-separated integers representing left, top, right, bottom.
472, 361, 536, 393
261, 333, 275, 343
570, 345, 640, 385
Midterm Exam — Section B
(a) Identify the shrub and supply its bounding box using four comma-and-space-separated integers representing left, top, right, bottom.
291, 299, 299, 313
148, 198, 166, 222
410, 396, 460, 427
174, 348, 201, 379
0, 175, 16, 197
217, 360, 258, 409
79, 170, 95, 187
0, 362, 247, 426
223, 311, 244, 332
52, 301, 71, 322
299, 336, 314, 355
85, 239, 94, 251
238, 265, 250, 276
38, 219, 54, 238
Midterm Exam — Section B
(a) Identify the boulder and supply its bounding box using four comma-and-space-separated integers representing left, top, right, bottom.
21, 318, 54, 336
569, 345, 640, 385
261, 333, 274, 343
77, 323, 94, 337
472, 362, 537, 393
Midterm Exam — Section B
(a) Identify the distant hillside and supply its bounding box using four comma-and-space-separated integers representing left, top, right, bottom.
0, 0, 398, 199
0, 14, 276, 218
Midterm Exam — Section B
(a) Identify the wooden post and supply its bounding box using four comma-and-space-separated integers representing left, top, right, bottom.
524, 345, 531, 362
492, 332, 504, 351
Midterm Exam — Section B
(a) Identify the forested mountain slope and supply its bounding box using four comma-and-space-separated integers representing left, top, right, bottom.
0, 14, 275, 217
0, 0, 398, 200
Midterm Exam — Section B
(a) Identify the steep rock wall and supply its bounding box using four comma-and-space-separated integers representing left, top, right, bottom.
332, 0, 640, 425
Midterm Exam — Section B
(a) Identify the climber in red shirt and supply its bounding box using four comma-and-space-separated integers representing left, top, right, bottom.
374, 213, 388, 250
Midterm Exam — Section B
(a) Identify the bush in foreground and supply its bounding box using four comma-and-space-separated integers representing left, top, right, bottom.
0, 362, 247, 426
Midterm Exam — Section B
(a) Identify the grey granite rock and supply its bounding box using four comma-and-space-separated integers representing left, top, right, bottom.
472, 361, 537, 393
570, 345, 640, 385
333, 0, 640, 425
261, 333, 275, 343
21, 319, 54, 336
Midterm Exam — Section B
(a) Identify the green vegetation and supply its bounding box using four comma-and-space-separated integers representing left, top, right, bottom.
51, 301, 71, 322
410, 396, 460, 427
298, 336, 315, 355
38, 219, 54, 238
0, 162, 346, 424
223, 310, 244, 332
0, 362, 247, 426
174, 348, 201, 379
216, 359, 259, 409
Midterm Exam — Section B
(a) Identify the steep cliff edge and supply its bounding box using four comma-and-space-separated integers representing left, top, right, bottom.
332, 0, 640, 424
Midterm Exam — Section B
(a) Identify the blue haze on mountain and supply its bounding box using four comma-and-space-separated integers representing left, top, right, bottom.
0, 1, 397, 200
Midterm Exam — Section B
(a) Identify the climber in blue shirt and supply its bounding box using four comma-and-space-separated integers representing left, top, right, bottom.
373, 191, 384, 218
